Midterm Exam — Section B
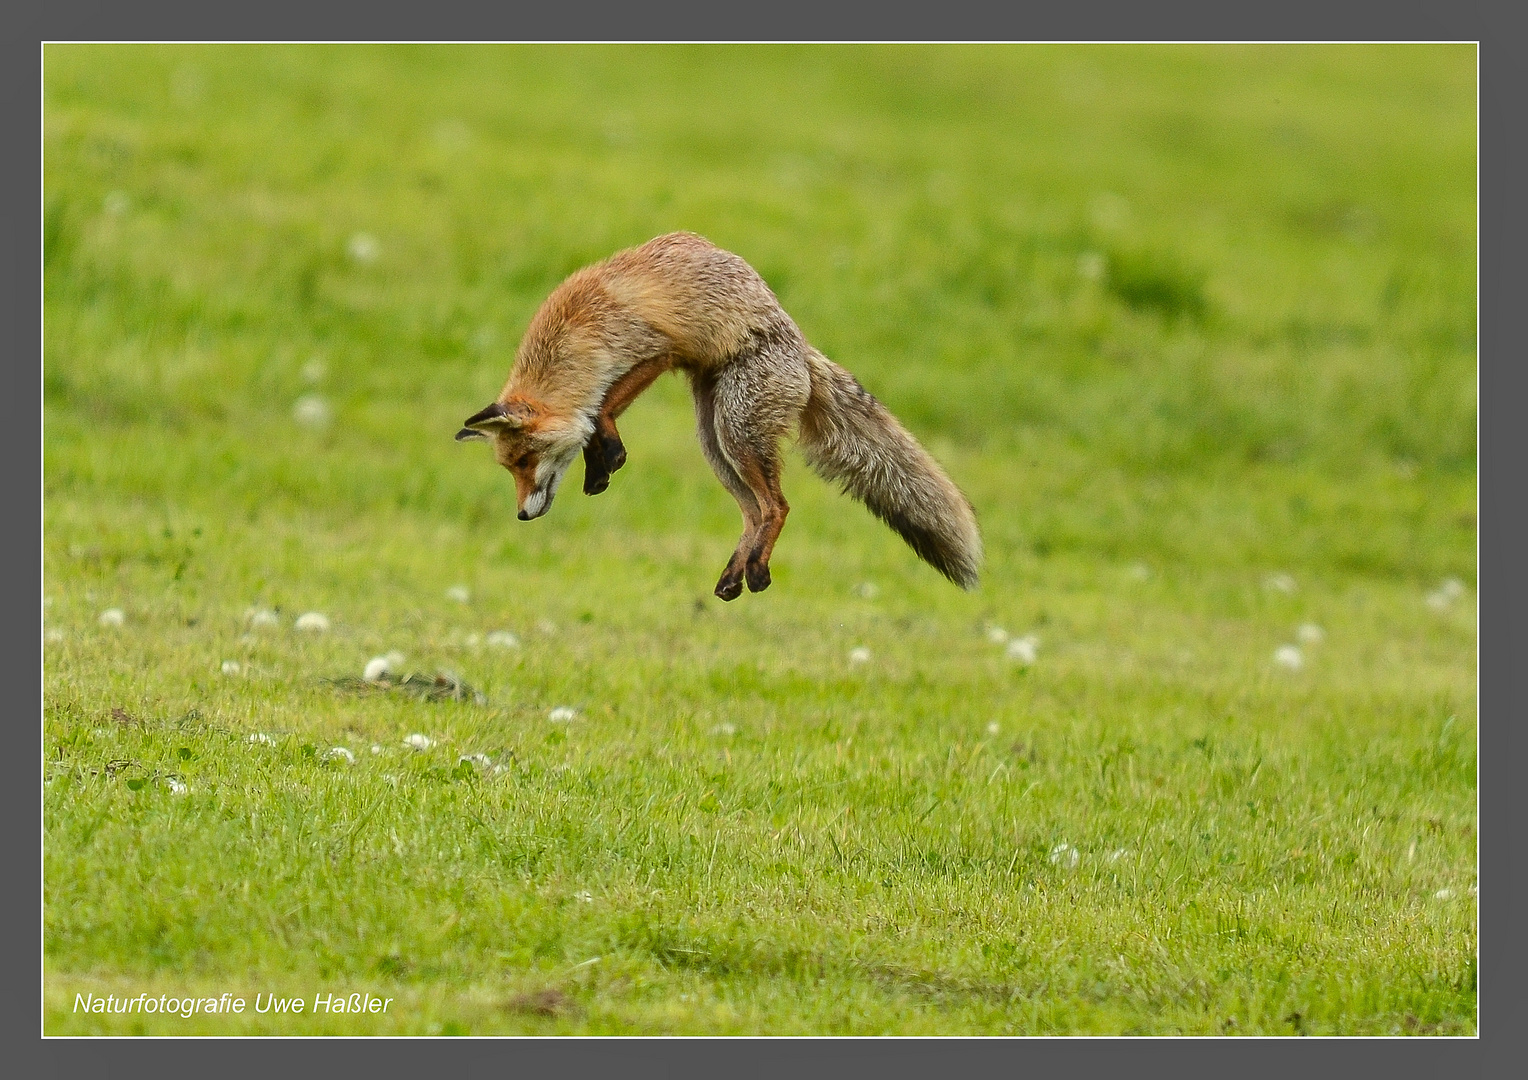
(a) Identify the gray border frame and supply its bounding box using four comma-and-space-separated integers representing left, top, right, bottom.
21, 2, 1514, 1077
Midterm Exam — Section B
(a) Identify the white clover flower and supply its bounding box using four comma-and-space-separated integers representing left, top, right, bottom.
848, 646, 872, 664
985, 625, 1009, 644
986, 722, 1001, 736
548, 706, 577, 723
166, 778, 188, 795
485, 630, 519, 649
294, 612, 330, 632
712, 722, 737, 736
326, 747, 356, 764
363, 656, 392, 682
446, 584, 471, 604
1049, 843, 1080, 869
458, 753, 493, 768
1264, 573, 1297, 594
247, 732, 276, 746
98, 608, 126, 628
403, 733, 433, 750
45, 629, 65, 643
370, 744, 384, 755
221, 660, 241, 675
573, 890, 593, 903
245, 607, 279, 629
1273, 645, 1304, 671
347, 232, 380, 263
1426, 577, 1467, 610
1434, 888, 1454, 900
1296, 623, 1325, 644
292, 395, 331, 429
853, 581, 879, 599
1006, 635, 1039, 665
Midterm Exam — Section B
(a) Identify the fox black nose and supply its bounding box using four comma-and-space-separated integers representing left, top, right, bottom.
517, 509, 530, 521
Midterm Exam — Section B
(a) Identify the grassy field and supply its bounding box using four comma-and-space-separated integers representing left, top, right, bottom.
42, 45, 1477, 1035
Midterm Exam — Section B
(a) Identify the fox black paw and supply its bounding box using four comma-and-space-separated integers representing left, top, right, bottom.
582, 441, 611, 495
745, 562, 772, 593
601, 433, 627, 473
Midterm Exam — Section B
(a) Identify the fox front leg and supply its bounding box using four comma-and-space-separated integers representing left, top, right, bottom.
594, 415, 627, 474
582, 437, 612, 496
581, 414, 627, 496
581, 356, 670, 497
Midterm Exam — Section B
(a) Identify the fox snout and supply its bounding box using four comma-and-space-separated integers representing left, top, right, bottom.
514, 450, 578, 521
516, 494, 551, 521
513, 479, 554, 521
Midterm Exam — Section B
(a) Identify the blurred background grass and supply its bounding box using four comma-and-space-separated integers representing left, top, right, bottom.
44, 44, 1475, 583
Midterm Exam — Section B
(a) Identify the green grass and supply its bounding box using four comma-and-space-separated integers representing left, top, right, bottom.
43, 44, 1476, 1035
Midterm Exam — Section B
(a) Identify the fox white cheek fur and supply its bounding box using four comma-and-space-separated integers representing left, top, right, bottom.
518, 489, 549, 520
519, 449, 577, 520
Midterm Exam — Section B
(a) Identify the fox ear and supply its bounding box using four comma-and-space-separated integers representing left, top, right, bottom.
460, 399, 537, 436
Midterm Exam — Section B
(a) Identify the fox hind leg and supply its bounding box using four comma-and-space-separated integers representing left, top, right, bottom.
691, 373, 763, 600
717, 436, 789, 595
703, 344, 809, 597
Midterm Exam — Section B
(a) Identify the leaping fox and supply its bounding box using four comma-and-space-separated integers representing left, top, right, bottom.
456, 232, 981, 600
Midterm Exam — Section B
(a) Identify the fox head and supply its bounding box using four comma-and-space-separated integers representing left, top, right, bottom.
455, 398, 592, 520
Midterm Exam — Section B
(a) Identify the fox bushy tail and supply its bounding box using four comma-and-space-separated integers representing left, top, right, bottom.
798, 351, 982, 589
